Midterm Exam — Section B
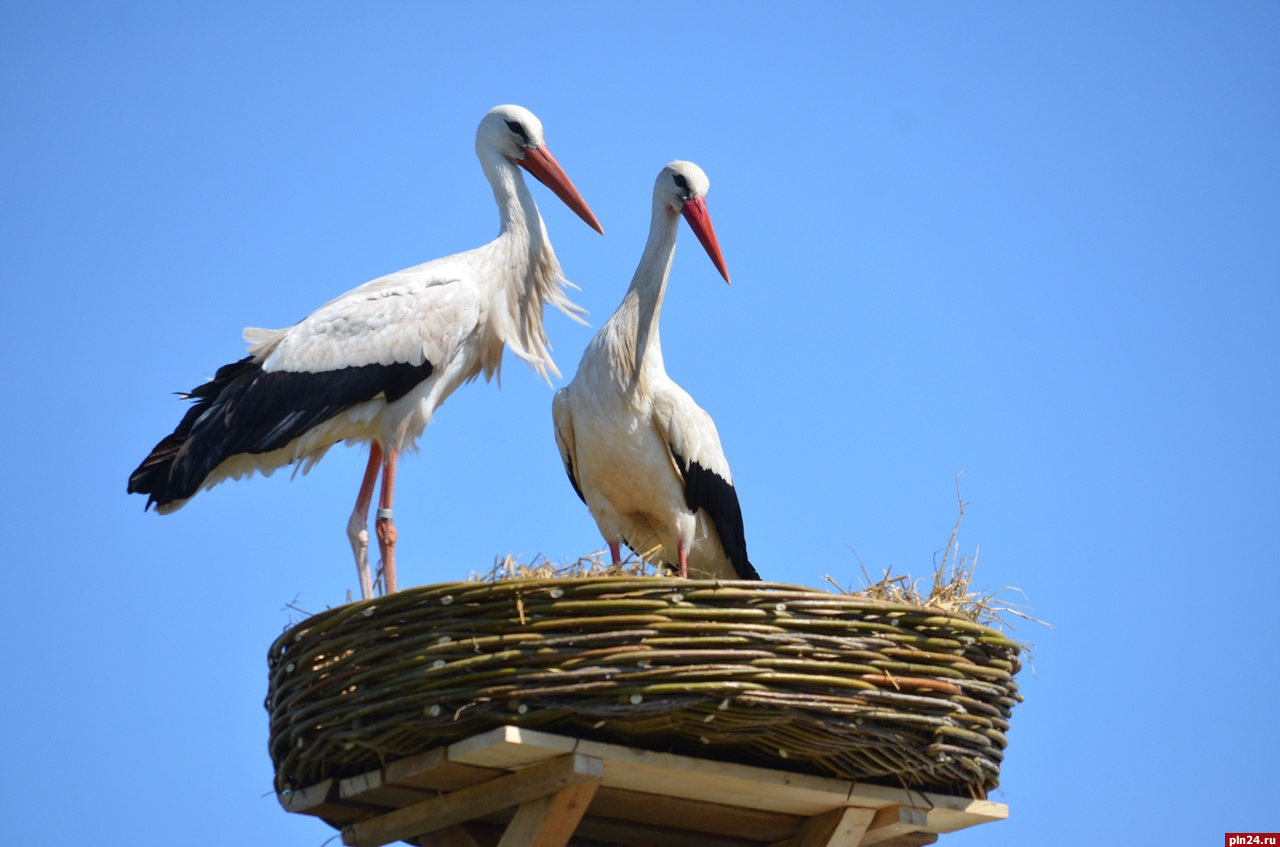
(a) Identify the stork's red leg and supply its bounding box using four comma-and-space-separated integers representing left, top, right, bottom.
608, 540, 621, 565
347, 442, 383, 600
375, 447, 399, 594
677, 541, 688, 579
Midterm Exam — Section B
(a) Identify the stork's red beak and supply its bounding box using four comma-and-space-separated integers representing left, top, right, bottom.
518, 145, 604, 235
680, 196, 730, 284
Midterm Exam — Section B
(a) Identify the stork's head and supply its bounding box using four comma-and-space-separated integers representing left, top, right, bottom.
478, 105, 603, 234
656, 160, 730, 284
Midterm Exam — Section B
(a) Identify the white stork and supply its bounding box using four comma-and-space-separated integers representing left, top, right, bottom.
552, 161, 759, 581
129, 104, 603, 600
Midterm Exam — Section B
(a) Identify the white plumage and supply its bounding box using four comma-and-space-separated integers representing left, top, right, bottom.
553, 161, 759, 580
130, 104, 602, 599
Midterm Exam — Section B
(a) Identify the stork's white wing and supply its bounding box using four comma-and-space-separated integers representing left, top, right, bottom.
552, 387, 585, 503
651, 383, 733, 483
652, 380, 755, 579
248, 260, 483, 374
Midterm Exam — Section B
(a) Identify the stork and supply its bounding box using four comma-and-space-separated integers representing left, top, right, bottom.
129, 104, 603, 600
552, 161, 759, 581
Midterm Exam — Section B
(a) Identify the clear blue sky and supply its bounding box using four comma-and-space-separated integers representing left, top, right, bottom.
3, 2, 1277, 844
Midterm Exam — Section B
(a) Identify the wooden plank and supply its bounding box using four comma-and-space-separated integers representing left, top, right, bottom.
341, 770, 437, 807
449, 728, 856, 816
386, 747, 508, 792
859, 806, 929, 846
496, 782, 599, 847
917, 798, 1005, 834
342, 754, 604, 847
279, 779, 336, 816
458, 822, 504, 847
575, 739, 859, 816
583, 740, 1004, 834
445, 726, 1007, 832
587, 785, 802, 842
790, 807, 875, 847
468, 805, 759, 847
832, 785, 1006, 834
861, 834, 936, 847
283, 727, 1006, 844
416, 825, 484, 847
571, 816, 760, 847
449, 726, 577, 769
278, 779, 369, 823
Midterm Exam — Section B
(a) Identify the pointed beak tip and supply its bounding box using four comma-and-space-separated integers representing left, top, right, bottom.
518, 144, 603, 235
680, 196, 731, 286
569, 204, 604, 235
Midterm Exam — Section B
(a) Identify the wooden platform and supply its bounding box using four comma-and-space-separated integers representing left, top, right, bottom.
279, 726, 1007, 847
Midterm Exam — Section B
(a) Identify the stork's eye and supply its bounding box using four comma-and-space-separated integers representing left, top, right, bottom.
505, 120, 530, 145
673, 174, 689, 191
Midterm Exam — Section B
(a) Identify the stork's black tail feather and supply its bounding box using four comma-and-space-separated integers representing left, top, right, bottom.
128, 355, 436, 510
127, 356, 262, 510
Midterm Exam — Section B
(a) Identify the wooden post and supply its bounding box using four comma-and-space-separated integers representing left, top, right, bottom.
861, 806, 934, 846
496, 782, 600, 847
790, 807, 876, 847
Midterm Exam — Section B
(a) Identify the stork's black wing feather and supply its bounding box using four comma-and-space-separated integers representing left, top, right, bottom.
562, 457, 587, 504
127, 356, 433, 509
669, 448, 760, 580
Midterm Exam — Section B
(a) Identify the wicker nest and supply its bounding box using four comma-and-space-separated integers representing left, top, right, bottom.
267, 578, 1021, 798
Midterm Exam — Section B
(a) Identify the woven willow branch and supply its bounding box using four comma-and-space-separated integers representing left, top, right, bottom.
267, 578, 1021, 798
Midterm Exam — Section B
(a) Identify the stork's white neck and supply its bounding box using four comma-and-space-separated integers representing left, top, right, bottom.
602, 200, 682, 386
482, 155, 539, 239
473, 151, 583, 382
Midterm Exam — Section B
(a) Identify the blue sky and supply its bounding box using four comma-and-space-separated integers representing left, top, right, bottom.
3, 2, 1278, 844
